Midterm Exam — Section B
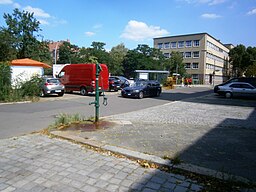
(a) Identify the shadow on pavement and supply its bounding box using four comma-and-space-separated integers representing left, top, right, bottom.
178, 108, 256, 182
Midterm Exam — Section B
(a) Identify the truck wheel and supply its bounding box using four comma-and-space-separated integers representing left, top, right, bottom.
80, 87, 88, 96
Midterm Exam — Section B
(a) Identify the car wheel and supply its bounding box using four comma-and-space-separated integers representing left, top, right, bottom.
80, 87, 88, 96
225, 92, 232, 98
138, 91, 144, 99
156, 90, 161, 97
40, 90, 45, 97
58, 92, 64, 97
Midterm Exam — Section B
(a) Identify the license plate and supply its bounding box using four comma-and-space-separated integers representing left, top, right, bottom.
128, 93, 131, 96
55, 90, 61, 93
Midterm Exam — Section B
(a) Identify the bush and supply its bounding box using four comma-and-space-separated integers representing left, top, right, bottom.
0, 62, 43, 102
20, 75, 43, 97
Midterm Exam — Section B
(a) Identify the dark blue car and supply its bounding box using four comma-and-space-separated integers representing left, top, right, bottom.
121, 80, 161, 99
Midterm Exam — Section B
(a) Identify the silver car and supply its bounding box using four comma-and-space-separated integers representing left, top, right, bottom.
217, 82, 256, 98
40, 77, 65, 97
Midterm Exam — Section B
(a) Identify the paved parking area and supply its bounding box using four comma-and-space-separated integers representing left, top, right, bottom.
0, 134, 203, 192
74, 94, 256, 182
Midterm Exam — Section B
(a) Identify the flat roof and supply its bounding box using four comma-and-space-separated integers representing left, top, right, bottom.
135, 70, 169, 74
153, 32, 231, 48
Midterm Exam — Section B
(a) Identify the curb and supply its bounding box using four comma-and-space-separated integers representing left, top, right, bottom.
50, 130, 252, 185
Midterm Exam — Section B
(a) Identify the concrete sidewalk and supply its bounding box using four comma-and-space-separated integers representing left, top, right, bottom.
51, 94, 256, 185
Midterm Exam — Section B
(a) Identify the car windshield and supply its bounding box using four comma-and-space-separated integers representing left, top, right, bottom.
47, 79, 60, 84
132, 81, 147, 87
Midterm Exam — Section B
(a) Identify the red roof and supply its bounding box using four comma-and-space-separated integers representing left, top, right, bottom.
11, 58, 51, 68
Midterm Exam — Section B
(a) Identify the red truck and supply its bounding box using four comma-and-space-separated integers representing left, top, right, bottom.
58, 63, 109, 95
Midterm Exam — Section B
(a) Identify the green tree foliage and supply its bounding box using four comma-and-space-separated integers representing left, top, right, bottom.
88, 41, 111, 64
1, 8, 51, 63
0, 30, 16, 61
57, 42, 73, 64
122, 44, 165, 78
164, 51, 186, 77
229, 45, 256, 77
109, 43, 128, 75
0, 62, 12, 101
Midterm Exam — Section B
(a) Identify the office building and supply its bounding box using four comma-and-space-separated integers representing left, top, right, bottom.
153, 33, 232, 85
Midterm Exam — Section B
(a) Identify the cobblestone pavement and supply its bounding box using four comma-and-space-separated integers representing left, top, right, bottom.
77, 94, 256, 182
0, 134, 203, 192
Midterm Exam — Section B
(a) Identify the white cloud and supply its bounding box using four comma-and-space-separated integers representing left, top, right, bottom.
85, 31, 95, 36
24, 6, 51, 18
38, 19, 49, 25
247, 8, 256, 15
208, 0, 225, 6
120, 20, 169, 41
93, 24, 102, 29
0, 0, 13, 4
201, 13, 221, 19
177, 0, 226, 6
13, 2, 20, 8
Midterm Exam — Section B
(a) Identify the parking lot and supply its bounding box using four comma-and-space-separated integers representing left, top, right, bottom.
52, 90, 256, 182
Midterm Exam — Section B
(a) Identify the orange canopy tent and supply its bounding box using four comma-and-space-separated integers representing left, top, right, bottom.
11, 58, 51, 68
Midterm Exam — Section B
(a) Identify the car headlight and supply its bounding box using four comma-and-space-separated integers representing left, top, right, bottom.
133, 90, 140, 93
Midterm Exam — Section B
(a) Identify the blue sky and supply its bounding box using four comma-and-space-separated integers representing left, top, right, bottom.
0, 0, 256, 51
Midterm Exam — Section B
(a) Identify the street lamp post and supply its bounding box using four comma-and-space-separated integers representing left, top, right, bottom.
54, 42, 59, 65
213, 58, 216, 87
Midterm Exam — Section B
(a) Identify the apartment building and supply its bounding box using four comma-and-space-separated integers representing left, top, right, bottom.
153, 33, 232, 85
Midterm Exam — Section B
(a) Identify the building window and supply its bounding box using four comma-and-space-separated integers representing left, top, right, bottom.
171, 42, 177, 48
185, 52, 192, 58
164, 42, 170, 49
192, 63, 199, 69
193, 51, 200, 58
185, 63, 191, 69
192, 74, 199, 81
178, 41, 184, 48
193, 40, 200, 47
163, 53, 170, 58
186, 40, 192, 47
158, 43, 163, 49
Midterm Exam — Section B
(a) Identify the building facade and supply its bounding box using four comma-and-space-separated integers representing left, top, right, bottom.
153, 33, 232, 85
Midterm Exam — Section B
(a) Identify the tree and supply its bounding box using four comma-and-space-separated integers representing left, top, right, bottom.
1, 8, 51, 63
88, 41, 111, 64
164, 51, 186, 77
57, 41, 80, 64
0, 29, 16, 61
109, 43, 128, 75
229, 45, 256, 77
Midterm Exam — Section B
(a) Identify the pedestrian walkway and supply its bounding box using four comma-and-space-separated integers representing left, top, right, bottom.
0, 134, 203, 192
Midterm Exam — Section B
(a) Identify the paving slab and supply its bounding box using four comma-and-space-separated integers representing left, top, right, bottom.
0, 134, 204, 192
51, 95, 256, 183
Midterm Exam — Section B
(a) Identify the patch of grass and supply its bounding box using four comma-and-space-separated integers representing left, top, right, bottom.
52, 113, 85, 129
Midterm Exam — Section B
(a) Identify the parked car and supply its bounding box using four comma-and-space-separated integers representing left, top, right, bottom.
110, 76, 130, 89
40, 77, 65, 97
216, 82, 256, 98
108, 77, 121, 91
214, 77, 256, 94
121, 80, 161, 99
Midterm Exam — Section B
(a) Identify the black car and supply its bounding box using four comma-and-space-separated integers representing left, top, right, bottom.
214, 77, 256, 94
121, 80, 161, 99
110, 76, 130, 89
108, 77, 121, 91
